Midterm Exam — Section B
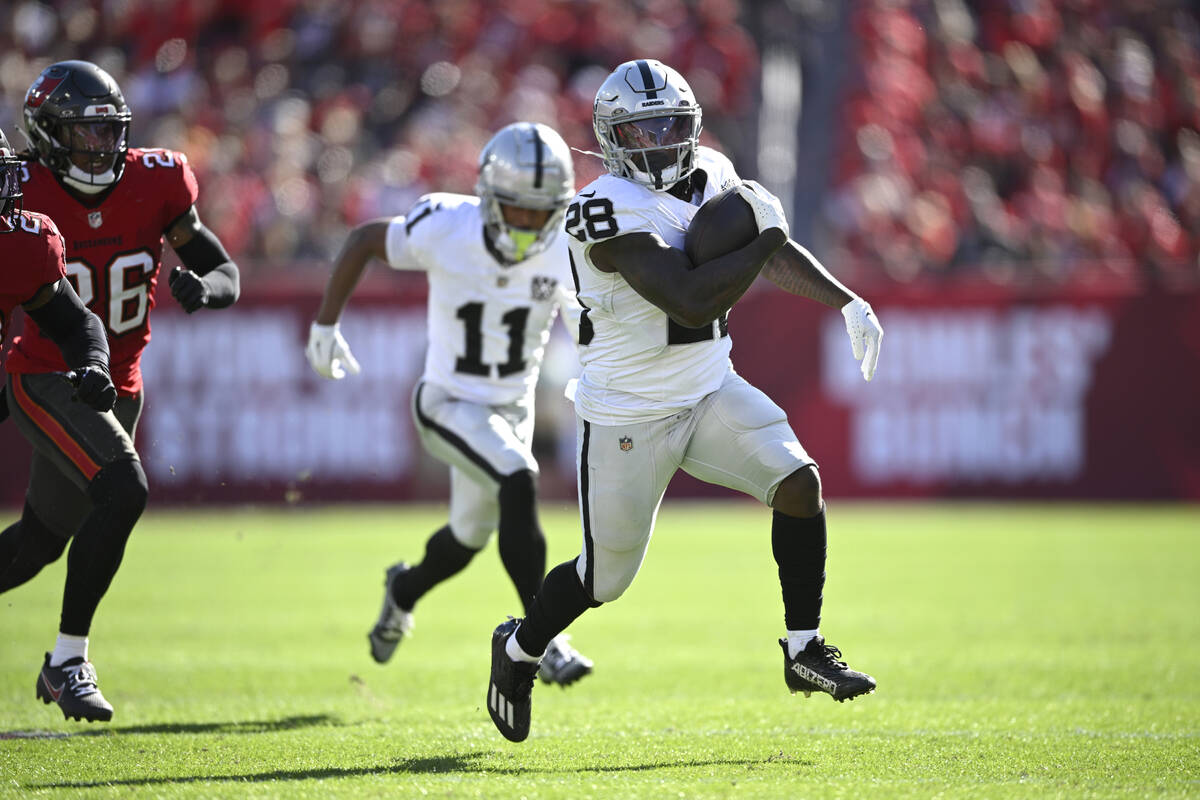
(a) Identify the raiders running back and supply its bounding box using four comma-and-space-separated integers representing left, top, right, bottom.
565, 145, 741, 424
385, 192, 579, 406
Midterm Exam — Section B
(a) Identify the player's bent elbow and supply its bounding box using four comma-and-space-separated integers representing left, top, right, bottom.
667, 296, 725, 329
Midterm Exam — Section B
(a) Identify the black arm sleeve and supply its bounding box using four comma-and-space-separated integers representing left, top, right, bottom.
172, 222, 241, 308
26, 279, 110, 372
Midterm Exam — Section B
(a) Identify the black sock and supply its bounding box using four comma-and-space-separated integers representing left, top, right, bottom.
0, 504, 69, 594
772, 508, 826, 631
496, 470, 547, 615
392, 525, 476, 609
515, 559, 599, 656
60, 460, 147, 635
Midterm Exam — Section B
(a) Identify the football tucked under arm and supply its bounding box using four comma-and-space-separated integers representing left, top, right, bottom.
683, 186, 760, 267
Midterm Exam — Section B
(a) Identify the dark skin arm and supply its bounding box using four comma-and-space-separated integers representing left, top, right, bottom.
314, 219, 391, 325
589, 228, 787, 329
165, 206, 240, 311
760, 239, 855, 309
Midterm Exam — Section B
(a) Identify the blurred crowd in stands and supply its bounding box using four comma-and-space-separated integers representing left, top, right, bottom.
3, 1, 1199, 286
822, 0, 1200, 284
0, 0, 757, 274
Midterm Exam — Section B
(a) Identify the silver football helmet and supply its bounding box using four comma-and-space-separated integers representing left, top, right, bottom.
593, 59, 702, 191
476, 122, 575, 262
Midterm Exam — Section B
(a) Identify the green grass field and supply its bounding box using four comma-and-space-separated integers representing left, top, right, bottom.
1, 502, 1197, 799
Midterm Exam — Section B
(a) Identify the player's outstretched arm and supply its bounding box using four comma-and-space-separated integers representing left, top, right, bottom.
306, 218, 391, 380
760, 240, 855, 308
165, 206, 241, 313
313, 219, 390, 326
23, 278, 116, 410
590, 228, 787, 328
761, 242, 883, 381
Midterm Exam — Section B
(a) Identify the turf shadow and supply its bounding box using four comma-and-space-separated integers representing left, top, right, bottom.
28, 751, 493, 789
28, 751, 801, 790
61, 713, 344, 737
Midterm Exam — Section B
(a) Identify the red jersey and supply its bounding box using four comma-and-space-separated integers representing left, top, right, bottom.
5, 147, 199, 394
1, 211, 66, 357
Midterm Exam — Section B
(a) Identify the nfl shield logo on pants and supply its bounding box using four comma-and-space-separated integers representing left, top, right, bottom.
87, 211, 103, 228
618, 436, 633, 452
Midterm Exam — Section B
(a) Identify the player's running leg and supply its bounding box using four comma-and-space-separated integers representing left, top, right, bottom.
368, 464, 493, 662
8, 374, 145, 722
487, 413, 678, 740
367, 524, 478, 663
491, 465, 597, 686
0, 501, 68, 593
679, 372, 876, 702
772, 470, 875, 702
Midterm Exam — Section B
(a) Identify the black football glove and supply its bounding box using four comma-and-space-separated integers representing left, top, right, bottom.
169, 266, 209, 313
68, 366, 117, 413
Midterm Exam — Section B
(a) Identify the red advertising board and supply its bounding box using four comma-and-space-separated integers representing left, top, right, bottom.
2, 278, 1197, 504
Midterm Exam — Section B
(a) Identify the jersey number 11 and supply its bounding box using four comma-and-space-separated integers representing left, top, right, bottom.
454, 302, 530, 378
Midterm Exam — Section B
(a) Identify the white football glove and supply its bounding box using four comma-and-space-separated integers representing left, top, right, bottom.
735, 180, 790, 239
841, 297, 883, 382
306, 322, 361, 380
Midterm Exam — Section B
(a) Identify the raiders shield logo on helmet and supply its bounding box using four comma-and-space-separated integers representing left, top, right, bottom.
619, 436, 633, 452
530, 275, 557, 301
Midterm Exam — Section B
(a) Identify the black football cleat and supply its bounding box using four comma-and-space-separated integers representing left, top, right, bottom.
36, 653, 113, 722
781, 636, 876, 702
538, 634, 593, 687
487, 618, 539, 742
368, 562, 415, 664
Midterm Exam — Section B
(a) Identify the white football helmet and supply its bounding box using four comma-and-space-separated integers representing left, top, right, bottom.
593, 59, 702, 191
476, 122, 575, 262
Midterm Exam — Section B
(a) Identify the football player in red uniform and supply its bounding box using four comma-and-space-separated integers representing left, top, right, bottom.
2, 125, 114, 417
0, 61, 240, 723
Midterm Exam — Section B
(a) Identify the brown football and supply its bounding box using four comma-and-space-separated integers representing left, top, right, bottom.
684, 185, 759, 268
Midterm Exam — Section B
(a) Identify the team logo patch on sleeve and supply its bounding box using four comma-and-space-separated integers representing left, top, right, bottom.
530, 276, 557, 301
619, 436, 633, 452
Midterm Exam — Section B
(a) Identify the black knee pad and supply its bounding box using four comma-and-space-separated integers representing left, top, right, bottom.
87, 459, 149, 519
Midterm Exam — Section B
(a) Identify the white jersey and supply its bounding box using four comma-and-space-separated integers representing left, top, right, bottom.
566, 146, 742, 424
385, 193, 580, 406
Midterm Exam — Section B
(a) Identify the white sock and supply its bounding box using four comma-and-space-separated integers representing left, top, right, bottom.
505, 626, 543, 664
786, 629, 819, 659
50, 634, 88, 667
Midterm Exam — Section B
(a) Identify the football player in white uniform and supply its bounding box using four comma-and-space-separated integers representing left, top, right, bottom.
307, 122, 592, 687
486, 61, 884, 742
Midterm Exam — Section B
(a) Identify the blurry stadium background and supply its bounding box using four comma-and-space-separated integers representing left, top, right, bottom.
2, 0, 1198, 506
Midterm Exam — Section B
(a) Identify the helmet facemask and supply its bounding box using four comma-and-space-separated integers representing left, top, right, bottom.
0, 133, 22, 230
481, 193, 566, 262
607, 113, 700, 190
48, 118, 129, 194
